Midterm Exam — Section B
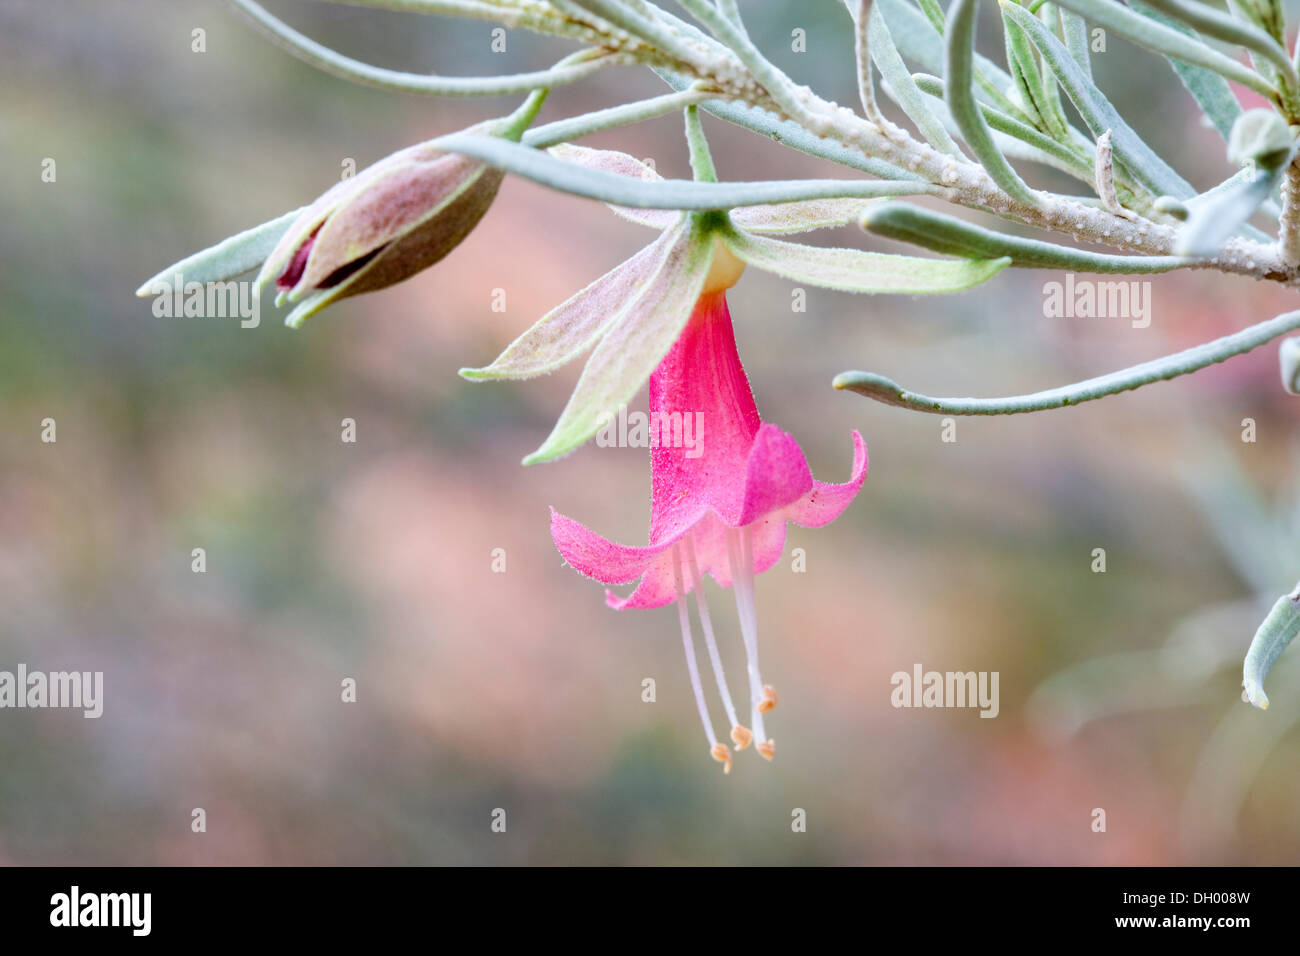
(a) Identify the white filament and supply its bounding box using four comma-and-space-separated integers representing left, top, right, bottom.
684, 535, 741, 731
672, 543, 717, 747
726, 525, 767, 743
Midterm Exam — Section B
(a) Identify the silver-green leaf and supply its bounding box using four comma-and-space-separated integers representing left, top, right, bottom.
135, 208, 303, 298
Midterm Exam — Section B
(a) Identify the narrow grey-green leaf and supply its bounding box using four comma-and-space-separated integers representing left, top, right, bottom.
947, 0, 1040, 206
1128, 0, 1244, 142
869, 2, 966, 156
434, 133, 945, 208
135, 208, 302, 297
1059, 6, 1093, 79
724, 229, 1012, 293
1242, 588, 1300, 709
1037, 4, 1068, 134
862, 202, 1192, 272
834, 307, 1300, 415
915, 0, 947, 33
916, 87, 1096, 183
1131, 0, 1294, 83
1002, 8, 1068, 138
872, 0, 1022, 114
232, 0, 621, 96
1001, 1, 1195, 199
914, 73, 1095, 182
1046, 0, 1278, 97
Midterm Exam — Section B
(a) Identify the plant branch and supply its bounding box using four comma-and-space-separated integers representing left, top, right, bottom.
1279, 160, 1300, 267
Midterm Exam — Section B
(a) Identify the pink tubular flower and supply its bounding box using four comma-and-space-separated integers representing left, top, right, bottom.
551, 286, 868, 773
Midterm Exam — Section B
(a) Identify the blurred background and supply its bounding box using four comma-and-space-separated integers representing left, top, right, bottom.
1, 0, 1298, 864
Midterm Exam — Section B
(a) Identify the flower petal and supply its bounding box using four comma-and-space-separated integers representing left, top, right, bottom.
548, 143, 679, 231
604, 553, 680, 610
729, 198, 882, 235
281, 164, 503, 329
685, 511, 787, 590
645, 292, 760, 542
295, 154, 491, 294
256, 140, 445, 294
523, 219, 714, 464
722, 230, 1012, 294
785, 430, 869, 527
459, 223, 681, 381
732, 423, 814, 527
551, 507, 687, 611
603, 511, 789, 608
550, 507, 668, 585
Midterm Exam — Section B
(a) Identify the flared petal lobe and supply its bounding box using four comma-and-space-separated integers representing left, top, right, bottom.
734, 424, 814, 527
786, 431, 869, 528
550, 507, 665, 586
549, 507, 679, 610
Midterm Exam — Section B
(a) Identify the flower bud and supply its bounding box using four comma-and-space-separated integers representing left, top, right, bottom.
259, 127, 503, 327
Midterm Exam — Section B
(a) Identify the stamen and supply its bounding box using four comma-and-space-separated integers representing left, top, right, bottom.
710, 742, 733, 774
740, 532, 778, 719
757, 740, 775, 761
672, 544, 720, 763
726, 525, 769, 749
684, 535, 751, 750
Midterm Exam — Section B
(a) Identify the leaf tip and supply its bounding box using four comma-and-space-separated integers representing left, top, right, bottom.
1243, 681, 1270, 710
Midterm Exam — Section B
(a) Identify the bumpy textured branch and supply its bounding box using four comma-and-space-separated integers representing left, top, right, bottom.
1279, 160, 1300, 267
